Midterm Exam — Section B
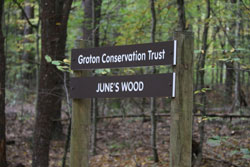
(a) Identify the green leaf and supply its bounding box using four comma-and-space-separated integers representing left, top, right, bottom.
52, 61, 62, 66
56, 66, 66, 72
61, 66, 69, 69
45, 55, 52, 63
194, 90, 201, 94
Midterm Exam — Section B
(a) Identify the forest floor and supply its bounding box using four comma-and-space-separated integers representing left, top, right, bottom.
5, 90, 250, 167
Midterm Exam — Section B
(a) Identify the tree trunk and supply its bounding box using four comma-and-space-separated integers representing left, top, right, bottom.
0, 0, 7, 166
194, 4, 201, 116
83, 0, 93, 46
91, 0, 102, 156
195, 0, 210, 166
176, 0, 186, 30
92, 0, 102, 48
211, 26, 219, 87
219, 61, 224, 84
22, 1, 35, 88
149, 0, 159, 162
233, 0, 241, 111
216, 62, 219, 85
32, 0, 73, 166
224, 0, 240, 106
225, 69, 234, 105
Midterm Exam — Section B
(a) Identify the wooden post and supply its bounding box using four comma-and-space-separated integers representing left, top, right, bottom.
70, 39, 91, 167
170, 31, 194, 167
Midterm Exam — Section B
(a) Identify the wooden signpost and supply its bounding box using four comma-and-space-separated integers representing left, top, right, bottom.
70, 35, 193, 167
170, 31, 193, 167
70, 40, 91, 167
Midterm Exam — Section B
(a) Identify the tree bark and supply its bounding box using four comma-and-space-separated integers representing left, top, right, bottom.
0, 0, 7, 166
233, 0, 241, 110
176, 0, 186, 30
83, 0, 93, 46
149, 0, 159, 163
92, 0, 102, 48
91, 0, 102, 156
22, 1, 35, 88
195, 0, 210, 166
32, 0, 73, 166
224, 0, 238, 105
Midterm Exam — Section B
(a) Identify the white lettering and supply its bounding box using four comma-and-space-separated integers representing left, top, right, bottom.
148, 49, 166, 60
96, 82, 117, 93
78, 54, 100, 64
121, 81, 144, 92
78, 55, 84, 64
115, 83, 119, 92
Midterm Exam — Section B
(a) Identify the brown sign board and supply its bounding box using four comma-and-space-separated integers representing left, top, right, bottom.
71, 40, 177, 70
70, 73, 175, 98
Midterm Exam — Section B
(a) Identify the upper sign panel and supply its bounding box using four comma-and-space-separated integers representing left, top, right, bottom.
71, 40, 177, 70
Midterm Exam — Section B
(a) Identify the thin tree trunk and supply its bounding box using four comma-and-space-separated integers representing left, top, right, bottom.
62, 73, 72, 167
211, 62, 214, 86
218, 26, 233, 103
225, 62, 234, 104
233, 0, 241, 111
0, 0, 7, 166
22, 1, 35, 88
83, 0, 93, 46
195, 0, 210, 166
194, 4, 201, 117
91, 0, 102, 156
35, 18, 40, 110
225, 0, 237, 105
248, 22, 250, 91
91, 97, 98, 155
149, 0, 159, 162
176, 0, 186, 30
92, 0, 102, 48
216, 62, 219, 85
219, 61, 224, 84
211, 26, 219, 87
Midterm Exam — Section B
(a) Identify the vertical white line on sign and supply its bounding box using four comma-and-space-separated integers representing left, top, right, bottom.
173, 40, 177, 65
172, 72, 176, 98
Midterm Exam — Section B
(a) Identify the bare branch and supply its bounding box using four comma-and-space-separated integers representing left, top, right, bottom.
13, 0, 38, 29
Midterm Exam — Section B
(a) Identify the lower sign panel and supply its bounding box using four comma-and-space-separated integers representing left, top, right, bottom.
70, 73, 174, 98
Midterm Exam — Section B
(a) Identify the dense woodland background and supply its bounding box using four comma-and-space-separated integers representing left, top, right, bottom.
0, 0, 250, 167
